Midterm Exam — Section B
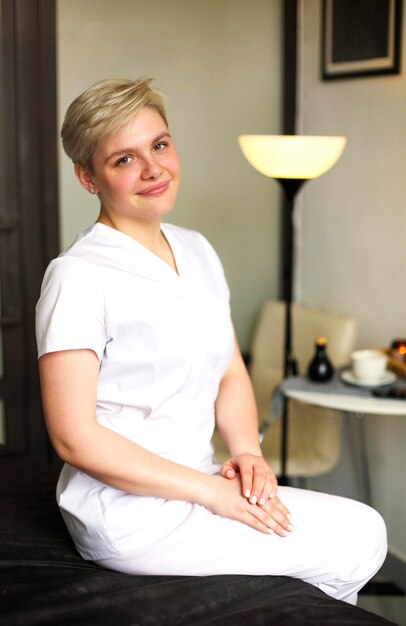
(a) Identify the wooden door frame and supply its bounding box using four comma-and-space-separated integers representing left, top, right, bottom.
0, 0, 59, 460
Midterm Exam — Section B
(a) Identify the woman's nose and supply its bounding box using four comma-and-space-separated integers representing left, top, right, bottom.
140, 156, 162, 180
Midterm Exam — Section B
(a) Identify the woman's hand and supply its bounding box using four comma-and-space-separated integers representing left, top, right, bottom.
220, 454, 278, 506
205, 474, 292, 537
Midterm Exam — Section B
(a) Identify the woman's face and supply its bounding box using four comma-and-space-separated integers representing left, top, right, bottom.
77, 107, 180, 228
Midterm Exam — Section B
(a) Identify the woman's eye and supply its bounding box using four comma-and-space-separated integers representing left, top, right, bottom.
154, 142, 166, 151
117, 155, 132, 166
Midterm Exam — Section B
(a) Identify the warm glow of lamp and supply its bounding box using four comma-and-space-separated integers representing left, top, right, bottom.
238, 135, 347, 180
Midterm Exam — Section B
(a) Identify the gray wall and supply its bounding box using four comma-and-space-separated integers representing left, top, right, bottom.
299, 0, 406, 565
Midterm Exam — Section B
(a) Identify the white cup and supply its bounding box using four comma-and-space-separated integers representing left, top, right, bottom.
351, 349, 387, 382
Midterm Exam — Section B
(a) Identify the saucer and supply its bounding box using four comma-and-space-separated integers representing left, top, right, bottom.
341, 369, 397, 388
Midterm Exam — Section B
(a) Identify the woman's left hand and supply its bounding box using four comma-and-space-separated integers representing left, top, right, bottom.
220, 454, 278, 506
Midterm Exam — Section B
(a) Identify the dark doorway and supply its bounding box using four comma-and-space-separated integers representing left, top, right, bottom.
0, 0, 59, 461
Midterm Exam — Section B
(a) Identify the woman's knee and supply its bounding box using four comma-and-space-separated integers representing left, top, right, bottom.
348, 504, 387, 577
366, 506, 387, 566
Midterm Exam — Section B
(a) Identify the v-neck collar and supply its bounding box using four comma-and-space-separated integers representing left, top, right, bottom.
87, 222, 183, 282
160, 223, 182, 277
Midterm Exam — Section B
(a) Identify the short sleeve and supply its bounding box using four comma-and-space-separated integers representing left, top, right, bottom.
35, 256, 106, 361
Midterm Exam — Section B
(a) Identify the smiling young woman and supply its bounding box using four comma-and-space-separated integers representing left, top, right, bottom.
76, 110, 179, 232
35, 78, 387, 604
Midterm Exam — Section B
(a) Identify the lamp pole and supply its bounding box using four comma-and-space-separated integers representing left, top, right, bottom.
277, 177, 306, 484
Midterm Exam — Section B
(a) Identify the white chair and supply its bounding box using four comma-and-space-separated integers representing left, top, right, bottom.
212, 300, 357, 479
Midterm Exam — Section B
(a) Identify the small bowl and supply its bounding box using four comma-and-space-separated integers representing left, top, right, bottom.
351, 350, 387, 382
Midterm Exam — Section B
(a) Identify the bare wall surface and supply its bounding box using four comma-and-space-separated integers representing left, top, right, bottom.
57, 0, 283, 350
300, 0, 406, 565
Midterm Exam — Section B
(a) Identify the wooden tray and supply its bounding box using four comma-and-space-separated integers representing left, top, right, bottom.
379, 348, 406, 379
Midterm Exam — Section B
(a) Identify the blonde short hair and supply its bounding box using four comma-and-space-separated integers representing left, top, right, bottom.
61, 77, 168, 170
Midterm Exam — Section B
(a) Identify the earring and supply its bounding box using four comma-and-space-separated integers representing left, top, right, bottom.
89, 188, 95, 194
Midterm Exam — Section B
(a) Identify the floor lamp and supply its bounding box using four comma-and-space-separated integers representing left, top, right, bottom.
238, 134, 346, 484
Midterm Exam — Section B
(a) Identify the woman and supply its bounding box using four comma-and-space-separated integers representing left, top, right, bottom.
36, 78, 386, 604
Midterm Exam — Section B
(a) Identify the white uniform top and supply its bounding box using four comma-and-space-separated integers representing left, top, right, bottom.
36, 222, 234, 560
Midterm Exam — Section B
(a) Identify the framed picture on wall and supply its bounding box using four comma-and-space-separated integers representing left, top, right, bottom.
322, 0, 403, 80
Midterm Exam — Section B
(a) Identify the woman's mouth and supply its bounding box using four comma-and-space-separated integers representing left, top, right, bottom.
138, 181, 170, 196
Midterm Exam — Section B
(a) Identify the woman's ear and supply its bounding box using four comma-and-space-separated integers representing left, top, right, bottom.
74, 163, 97, 195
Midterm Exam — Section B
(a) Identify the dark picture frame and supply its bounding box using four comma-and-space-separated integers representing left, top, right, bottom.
322, 0, 402, 80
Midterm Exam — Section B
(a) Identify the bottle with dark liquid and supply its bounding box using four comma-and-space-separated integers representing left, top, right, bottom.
307, 336, 334, 383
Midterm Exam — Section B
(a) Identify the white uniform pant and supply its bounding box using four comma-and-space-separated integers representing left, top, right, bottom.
95, 487, 387, 605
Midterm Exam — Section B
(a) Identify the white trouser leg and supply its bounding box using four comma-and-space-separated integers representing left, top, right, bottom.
95, 487, 387, 605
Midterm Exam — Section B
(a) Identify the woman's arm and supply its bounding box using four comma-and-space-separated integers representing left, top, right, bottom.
215, 333, 262, 458
40, 349, 291, 536
215, 334, 281, 507
40, 349, 214, 500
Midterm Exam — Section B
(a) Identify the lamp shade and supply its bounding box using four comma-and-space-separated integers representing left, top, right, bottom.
238, 135, 346, 180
